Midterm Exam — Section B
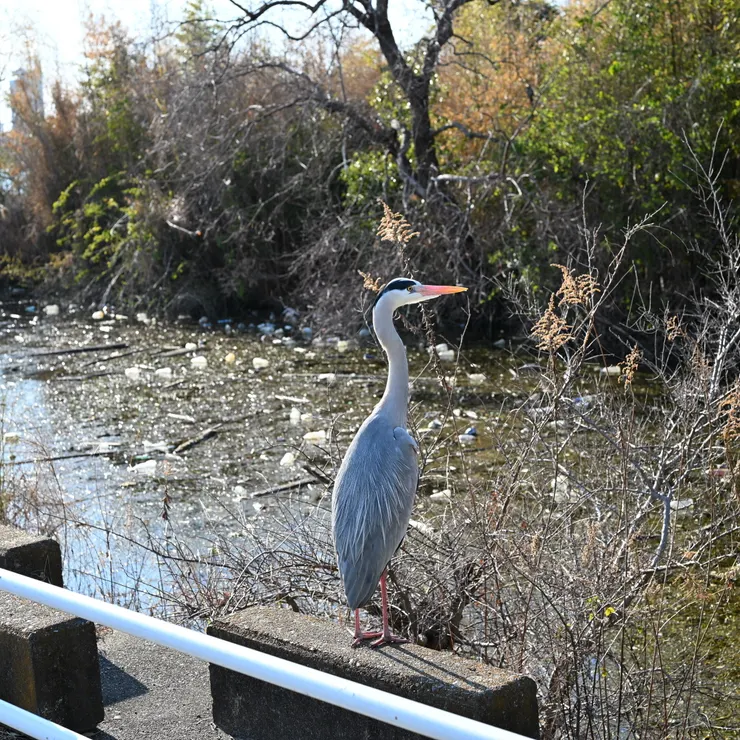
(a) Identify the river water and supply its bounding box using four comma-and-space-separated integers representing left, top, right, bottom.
0, 301, 515, 612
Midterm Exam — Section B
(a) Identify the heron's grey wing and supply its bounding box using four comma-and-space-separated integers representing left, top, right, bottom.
332, 414, 419, 610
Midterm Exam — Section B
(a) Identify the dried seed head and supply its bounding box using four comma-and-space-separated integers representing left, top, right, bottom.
619, 345, 642, 389
551, 263, 600, 307
377, 200, 420, 245
666, 315, 685, 341
531, 295, 571, 352
358, 270, 382, 293
719, 381, 740, 442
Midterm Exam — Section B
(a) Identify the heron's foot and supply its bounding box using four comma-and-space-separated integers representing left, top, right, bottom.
352, 630, 383, 648
370, 632, 409, 649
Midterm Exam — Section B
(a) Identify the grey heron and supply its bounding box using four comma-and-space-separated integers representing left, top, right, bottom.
332, 278, 467, 647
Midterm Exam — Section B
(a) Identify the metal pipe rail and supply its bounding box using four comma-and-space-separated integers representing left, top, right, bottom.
0, 699, 89, 740
0, 568, 527, 740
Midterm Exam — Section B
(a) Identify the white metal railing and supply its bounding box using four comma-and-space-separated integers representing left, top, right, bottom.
0, 568, 529, 740
0, 699, 89, 740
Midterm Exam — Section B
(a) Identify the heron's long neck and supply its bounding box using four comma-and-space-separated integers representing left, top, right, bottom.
373, 302, 408, 426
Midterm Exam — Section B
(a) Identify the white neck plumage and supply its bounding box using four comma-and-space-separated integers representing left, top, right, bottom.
372, 296, 409, 427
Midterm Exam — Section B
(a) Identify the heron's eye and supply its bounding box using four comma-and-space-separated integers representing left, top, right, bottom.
406, 286, 414, 293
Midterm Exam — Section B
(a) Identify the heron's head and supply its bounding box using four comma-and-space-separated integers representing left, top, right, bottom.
373, 278, 467, 312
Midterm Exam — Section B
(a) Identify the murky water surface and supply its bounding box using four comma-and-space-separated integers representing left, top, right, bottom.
0, 302, 533, 605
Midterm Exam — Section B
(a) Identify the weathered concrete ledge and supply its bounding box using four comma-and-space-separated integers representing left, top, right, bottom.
209, 607, 539, 740
0, 592, 104, 731
0, 523, 63, 587
0, 523, 103, 732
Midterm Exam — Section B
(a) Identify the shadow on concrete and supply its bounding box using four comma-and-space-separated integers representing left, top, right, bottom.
99, 655, 148, 706
357, 643, 489, 691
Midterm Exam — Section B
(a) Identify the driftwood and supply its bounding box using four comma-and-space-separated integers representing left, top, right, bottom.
80, 347, 145, 369
163, 379, 186, 390
273, 394, 310, 404
4, 450, 118, 467
32, 342, 128, 357
57, 371, 115, 381
160, 347, 200, 358
248, 476, 319, 499
173, 424, 223, 454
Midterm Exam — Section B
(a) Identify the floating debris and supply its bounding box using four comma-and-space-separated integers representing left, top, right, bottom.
409, 519, 436, 537
429, 489, 452, 503
124, 367, 142, 381
191, 355, 208, 369
92, 310, 106, 321
155, 367, 173, 379
224, 352, 236, 365
468, 373, 486, 385
463, 426, 478, 436
252, 357, 270, 370
600, 365, 621, 376
257, 322, 276, 336
458, 433, 477, 444
303, 430, 327, 442
337, 340, 350, 353
3, 432, 20, 444
427, 418, 443, 430
289, 408, 302, 424
130, 459, 157, 476
43, 305, 60, 317
279, 451, 296, 467
317, 373, 336, 385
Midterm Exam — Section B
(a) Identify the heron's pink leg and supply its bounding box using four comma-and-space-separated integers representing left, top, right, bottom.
370, 570, 408, 648
351, 609, 382, 647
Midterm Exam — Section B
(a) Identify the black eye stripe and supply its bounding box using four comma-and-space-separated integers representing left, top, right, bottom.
381, 279, 416, 294
372, 279, 417, 309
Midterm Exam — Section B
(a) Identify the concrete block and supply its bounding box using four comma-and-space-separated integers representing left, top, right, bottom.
0, 592, 104, 731
0, 523, 64, 587
209, 607, 539, 740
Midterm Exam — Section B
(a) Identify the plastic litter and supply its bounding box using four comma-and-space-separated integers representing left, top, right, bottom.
191, 356, 208, 369
43, 305, 60, 316
252, 357, 270, 370
130, 459, 157, 476
124, 367, 142, 381
303, 430, 327, 442
279, 452, 296, 467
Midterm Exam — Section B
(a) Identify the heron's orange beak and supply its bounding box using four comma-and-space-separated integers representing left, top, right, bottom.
417, 284, 468, 297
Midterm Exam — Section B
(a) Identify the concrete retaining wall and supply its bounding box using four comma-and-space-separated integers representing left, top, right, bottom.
209, 607, 539, 739
0, 524, 540, 739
